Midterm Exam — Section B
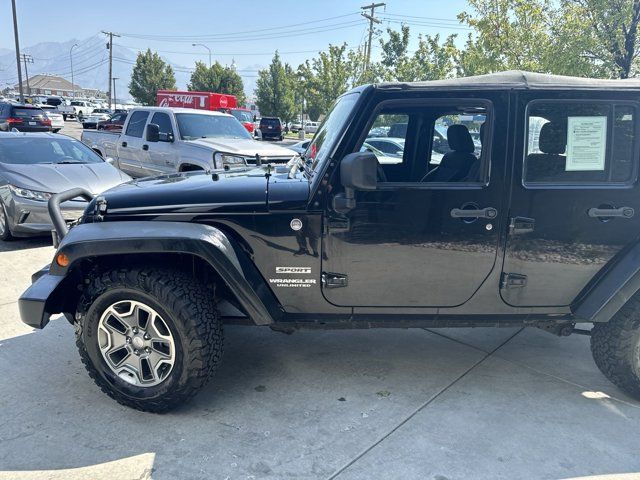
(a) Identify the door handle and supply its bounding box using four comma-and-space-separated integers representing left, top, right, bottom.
142, 144, 149, 151
588, 207, 634, 219
121, 141, 127, 147
451, 207, 498, 219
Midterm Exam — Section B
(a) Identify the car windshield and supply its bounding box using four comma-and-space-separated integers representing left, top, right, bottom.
308, 92, 359, 174
176, 113, 252, 140
70, 101, 84, 106
0, 137, 104, 165
231, 109, 253, 123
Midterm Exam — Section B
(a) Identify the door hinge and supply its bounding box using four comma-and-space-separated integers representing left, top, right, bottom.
501, 272, 527, 289
322, 272, 348, 288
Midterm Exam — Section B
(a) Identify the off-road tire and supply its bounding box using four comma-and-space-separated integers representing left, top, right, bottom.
591, 294, 640, 400
75, 267, 223, 412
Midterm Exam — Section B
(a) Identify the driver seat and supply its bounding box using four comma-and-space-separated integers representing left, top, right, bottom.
422, 125, 477, 182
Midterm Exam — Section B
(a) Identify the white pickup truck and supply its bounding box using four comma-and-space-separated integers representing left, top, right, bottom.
81, 106, 296, 177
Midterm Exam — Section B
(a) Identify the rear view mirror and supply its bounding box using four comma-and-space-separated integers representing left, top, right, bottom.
146, 123, 160, 142
333, 152, 377, 213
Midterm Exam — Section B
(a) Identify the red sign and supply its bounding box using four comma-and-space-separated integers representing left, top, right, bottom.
156, 90, 237, 111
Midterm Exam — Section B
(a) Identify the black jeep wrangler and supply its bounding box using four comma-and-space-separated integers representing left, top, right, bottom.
19, 71, 640, 412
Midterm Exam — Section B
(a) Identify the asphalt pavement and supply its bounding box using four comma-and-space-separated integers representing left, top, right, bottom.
1, 121, 640, 480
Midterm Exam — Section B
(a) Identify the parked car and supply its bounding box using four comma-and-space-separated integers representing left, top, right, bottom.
364, 137, 405, 158
0, 103, 51, 132
0, 132, 130, 240
289, 139, 310, 155
24, 70, 640, 413
38, 105, 64, 133
290, 121, 303, 133
69, 100, 94, 121
81, 107, 295, 177
82, 109, 112, 129
97, 111, 128, 132
303, 121, 320, 134
259, 117, 283, 141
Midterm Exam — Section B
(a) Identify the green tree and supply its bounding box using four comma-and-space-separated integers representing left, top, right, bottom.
129, 49, 176, 106
298, 43, 359, 117
188, 61, 246, 104
376, 26, 459, 81
559, 0, 640, 78
255, 52, 297, 122
458, 0, 555, 74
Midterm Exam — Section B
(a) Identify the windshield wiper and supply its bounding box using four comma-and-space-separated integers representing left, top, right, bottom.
56, 160, 84, 164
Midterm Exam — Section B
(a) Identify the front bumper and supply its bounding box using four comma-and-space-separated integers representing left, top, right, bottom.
19, 266, 65, 329
7, 196, 86, 237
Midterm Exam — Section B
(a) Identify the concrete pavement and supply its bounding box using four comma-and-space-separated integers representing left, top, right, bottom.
1, 236, 640, 479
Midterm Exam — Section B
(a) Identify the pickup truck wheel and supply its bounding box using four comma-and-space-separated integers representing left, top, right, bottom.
591, 295, 640, 400
75, 267, 223, 412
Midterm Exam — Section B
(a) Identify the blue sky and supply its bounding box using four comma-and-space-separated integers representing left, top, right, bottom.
1, 0, 471, 87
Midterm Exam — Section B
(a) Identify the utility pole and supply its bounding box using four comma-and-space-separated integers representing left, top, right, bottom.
70, 44, 78, 99
102, 31, 120, 109
20, 53, 33, 98
361, 2, 385, 73
11, 0, 24, 103
112, 77, 119, 110
192, 43, 212, 67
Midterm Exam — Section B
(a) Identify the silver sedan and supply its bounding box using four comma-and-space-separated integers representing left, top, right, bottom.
0, 132, 131, 240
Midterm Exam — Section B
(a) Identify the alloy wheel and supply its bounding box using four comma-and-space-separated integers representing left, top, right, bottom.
98, 300, 176, 387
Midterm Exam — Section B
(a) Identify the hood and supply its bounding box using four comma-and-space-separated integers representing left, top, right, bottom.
2, 162, 130, 195
188, 137, 296, 160
95, 166, 310, 217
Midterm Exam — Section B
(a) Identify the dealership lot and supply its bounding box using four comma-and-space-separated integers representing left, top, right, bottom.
0, 235, 639, 480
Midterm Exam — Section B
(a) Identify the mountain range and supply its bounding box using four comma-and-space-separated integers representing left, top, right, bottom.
0, 36, 258, 101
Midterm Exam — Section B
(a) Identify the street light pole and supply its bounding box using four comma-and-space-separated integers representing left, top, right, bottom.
192, 43, 212, 67
70, 43, 78, 99
10, 0, 24, 103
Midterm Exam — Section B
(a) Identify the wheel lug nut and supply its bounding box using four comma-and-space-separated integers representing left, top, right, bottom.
126, 337, 131, 344
133, 327, 138, 334
144, 333, 150, 340
145, 347, 151, 353
134, 349, 140, 355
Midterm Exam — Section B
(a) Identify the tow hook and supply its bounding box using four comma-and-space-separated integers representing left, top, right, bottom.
94, 196, 107, 222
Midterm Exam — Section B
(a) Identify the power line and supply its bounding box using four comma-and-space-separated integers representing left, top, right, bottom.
117, 12, 360, 40
117, 20, 364, 43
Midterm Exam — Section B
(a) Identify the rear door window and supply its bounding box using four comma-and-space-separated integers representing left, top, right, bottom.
524, 101, 637, 185
125, 111, 150, 138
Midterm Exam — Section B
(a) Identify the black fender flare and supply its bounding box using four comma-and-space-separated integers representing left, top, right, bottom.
49, 221, 275, 326
573, 242, 640, 323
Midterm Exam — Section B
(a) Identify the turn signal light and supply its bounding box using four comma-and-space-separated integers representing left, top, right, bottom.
56, 252, 70, 267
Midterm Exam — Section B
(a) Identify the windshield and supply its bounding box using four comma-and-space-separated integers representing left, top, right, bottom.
308, 92, 359, 173
13, 107, 45, 119
231, 109, 253, 123
176, 113, 252, 140
0, 138, 104, 165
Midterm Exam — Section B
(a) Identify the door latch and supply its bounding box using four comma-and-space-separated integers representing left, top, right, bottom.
501, 273, 527, 289
322, 272, 348, 288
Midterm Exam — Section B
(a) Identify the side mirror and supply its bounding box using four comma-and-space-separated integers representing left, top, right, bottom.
146, 123, 160, 142
333, 152, 377, 213
159, 132, 175, 143
105, 157, 115, 165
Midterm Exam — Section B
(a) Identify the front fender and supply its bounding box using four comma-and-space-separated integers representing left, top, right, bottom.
19, 221, 276, 329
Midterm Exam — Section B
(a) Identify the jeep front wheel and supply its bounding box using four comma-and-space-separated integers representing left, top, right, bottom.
591, 295, 640, 400
75, 267, 223, 412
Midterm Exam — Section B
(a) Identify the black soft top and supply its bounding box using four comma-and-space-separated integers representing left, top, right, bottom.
375, 70, 640, 92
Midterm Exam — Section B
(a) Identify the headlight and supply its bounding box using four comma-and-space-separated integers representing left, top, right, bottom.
214, 152, 247, 169
8, 185, 52, 202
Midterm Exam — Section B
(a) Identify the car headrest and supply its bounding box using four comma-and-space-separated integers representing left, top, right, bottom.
447, 124, 475, 153
539, 122, 566, 154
